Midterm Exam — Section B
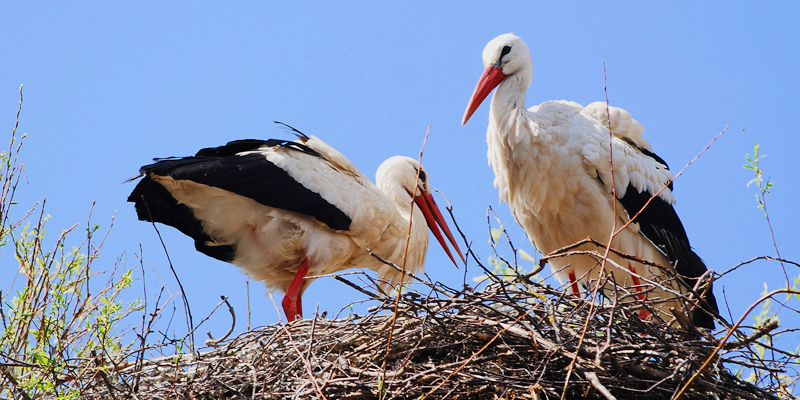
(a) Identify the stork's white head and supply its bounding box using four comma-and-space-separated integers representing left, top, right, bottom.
376, 156, 430, 201
482, 33, 532, 79
463, 33, 533, 125
376, 156, 464, 266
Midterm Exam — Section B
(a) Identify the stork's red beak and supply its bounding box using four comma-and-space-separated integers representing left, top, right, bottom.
462, 65, 507, 126
414, 191, 465, 267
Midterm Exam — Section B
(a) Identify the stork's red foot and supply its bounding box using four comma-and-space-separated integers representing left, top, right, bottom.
282, 258, 310, 322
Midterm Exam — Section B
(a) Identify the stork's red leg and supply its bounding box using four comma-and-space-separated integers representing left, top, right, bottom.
282, 258, 310, 322
568, 271, 580, 296
627, 262, 651, 319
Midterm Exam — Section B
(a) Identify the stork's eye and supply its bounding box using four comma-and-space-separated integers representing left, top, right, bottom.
418, 168, 427, 184
500, 45, 512, 60
413, 167, 427, 184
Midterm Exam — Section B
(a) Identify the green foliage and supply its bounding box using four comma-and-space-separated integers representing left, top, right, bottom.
740, 280, 800, 397
0, 86, 141, 399
474, 227, 525, 282
744, 142, 774, 216
741, 142, 799, 398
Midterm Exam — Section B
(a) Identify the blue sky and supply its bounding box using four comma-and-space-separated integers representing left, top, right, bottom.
2, 3, 798, 342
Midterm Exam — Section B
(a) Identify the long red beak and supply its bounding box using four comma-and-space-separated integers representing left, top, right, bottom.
414, 191, 465, 267
462, 65, 507, 126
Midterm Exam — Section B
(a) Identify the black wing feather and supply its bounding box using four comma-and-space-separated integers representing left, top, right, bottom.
194, 138, 323, 158
618, 182, 719, 328
194, 139, 281, 157
128, 139, 353, 262
148, 153, 350, 231
618, 137, 673, 190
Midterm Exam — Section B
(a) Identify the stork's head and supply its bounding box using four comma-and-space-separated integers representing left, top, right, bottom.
483, 33, 531, 78
462, 33, 532, 125
376, 156, 464, 266
376, 156, 431, 200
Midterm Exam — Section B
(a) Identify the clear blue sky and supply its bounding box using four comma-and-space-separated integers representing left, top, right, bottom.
2, 3, 798, 342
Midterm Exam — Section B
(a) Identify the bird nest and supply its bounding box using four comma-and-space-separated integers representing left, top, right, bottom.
79, 267, 787, 400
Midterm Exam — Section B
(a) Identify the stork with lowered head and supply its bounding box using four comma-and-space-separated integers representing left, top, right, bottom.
129, 124, 463, 322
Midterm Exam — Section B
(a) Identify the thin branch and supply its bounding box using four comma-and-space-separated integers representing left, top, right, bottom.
383, 125, 431, 380
205, 296, 236, 346
138, 196, 196, 353
614, 124, 728, 238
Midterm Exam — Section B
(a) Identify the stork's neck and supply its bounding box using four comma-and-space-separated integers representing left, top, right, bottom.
484, 70, 541, 211
488, 72, 533, 135
377, 180, 429, 265
378, 181, 413, 215
379, 187, 429, 275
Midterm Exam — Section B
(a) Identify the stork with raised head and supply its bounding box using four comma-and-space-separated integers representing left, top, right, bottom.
128, 124, 463, 322
462, 33, 718, 328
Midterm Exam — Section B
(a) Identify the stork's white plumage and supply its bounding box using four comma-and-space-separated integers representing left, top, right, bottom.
462, 34, 718, 328
128, 125, 463, 322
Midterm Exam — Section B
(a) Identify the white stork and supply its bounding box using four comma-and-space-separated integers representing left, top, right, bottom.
128, 124, 463, 322
462, 33, 718, 328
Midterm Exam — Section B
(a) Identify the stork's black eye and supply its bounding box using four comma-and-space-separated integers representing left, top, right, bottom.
413, 167, 427, 184
500, 45, 512, 60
